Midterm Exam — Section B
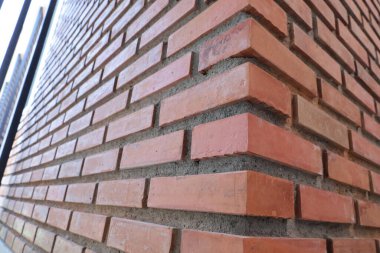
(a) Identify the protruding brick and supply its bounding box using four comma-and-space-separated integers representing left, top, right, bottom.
298, 185, 355, 223
107, 218, 173, 252
149, 171, 294, 218
192, 113, 322, 175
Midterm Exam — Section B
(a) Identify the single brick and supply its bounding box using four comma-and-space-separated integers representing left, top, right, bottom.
281, 0, 312, 29
93, 91, 128, 123
53, 236, 84, 253
107, 218, 173, 252
120, 131, 184, 169
351, 131, 380, 166
47, 207, 71, 230
68, 112, 92, 135
70, 211, 107, 242
111, 1, 144, 38
131, 52, 192, 103
32, 186, 48, 200
97, 178, 146, 207
181, 230, 326, 253
307, 0, 335, 29
94, 34, 123, 69
42, 165, 60, 180
12, 237, 25, 253
22, 222, 37, 242
149, 171, 294, 218
106, 105, 154, 141
198, 19, 316, 96
295, 96, 349, 148
140, 0, 196, 47
363, 113, 380, 140
46, 185, 67, 202
371, 171, 380, 195
82, 148, 119, 175
66, 183, 96, 204
167, 0, 288, 56
35, 228, 56, 252
160, 63, 291, 125
58, 158, 83, 178
331, 238, 376, 253
298, 185, 355, 223
192, 113, 322, 175
356, 63, 380, 98
103, 39, 137, 78
21, 203, 34, 217
357, 200, 380, 228
319, 80, 361, 126
76, 127, 105, 152
85, 77, 115, 109
343, 72, 375, 112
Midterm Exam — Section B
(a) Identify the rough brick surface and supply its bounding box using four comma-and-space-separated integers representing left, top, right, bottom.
1, 0, 380, 252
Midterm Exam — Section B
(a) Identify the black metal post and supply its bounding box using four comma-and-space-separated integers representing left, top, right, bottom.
0, 0, 31, 91
0, 0, 57, 178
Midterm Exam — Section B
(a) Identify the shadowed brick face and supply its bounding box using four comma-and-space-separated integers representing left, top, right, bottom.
0, 0, 380, 252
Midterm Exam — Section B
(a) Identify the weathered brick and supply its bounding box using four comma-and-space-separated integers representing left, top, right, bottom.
42, 165, 60, 180
120, 131, 184, 169
70, 211, 107, 242
148, 171, 294, 218
343, 72, 375, 112
351, 131, 380, 166
107, 218, 173, 252
298, 185, 355, 223
357, 200, 380, 228
331, 238, 376, 253
58, 158, 83, 178
192, 113, 322, 175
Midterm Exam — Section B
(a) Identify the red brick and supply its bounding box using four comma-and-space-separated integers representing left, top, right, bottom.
47, 207, 71, 230
140, 0, 196, 47
160, 63, 291, 126
76, 127, 105, 152
53, 236, 84, 253
58, 158, 83, 178
117, 44, 163, 89
120, 130, 184, 169
307, 0, 335, 29
4, 231, 14, 247
41, 148, 57, 164
149, 171, 294, 218
356, 63, 380, 98
181, 230, 326, 253
363, 113, 380, 140
371, 171, 380, 195
82, 148, 119, 175
51, 126, 68, 144
69, 112, 92, 135
22, 222, 37, 242
93, 91, 128, 123
351, 131, 380, 166
167, 0, 288, 56
107, 218, 173, 252
319, 80, 361, 125
131, 53, 192, 103
97, 178, 146, 207
70, 211, 107, 241
42, 165, 60, 180
295, 95, 349, 148
316, 19, 354, 72
46, 185, 67, 202
298, 185, 355, 223
103, 39, 138, 79
343, 72, 375, 112
325, 0, 348, 23
125, 0, 169, 41
66, 183, 96, 204
35, 228, 56, 252
13, 217, 24, 233
103, 0, 131, 31
77, 70, 102, 97
21, 203, 34, 217
60, 91, 77, 112
292, 24, 341, 84
198, 19, 316, 96
357, 200, 380, 228
32, 186, 47, 200
32, 204, 49, 223
111, 0, 144, 38
64, 99, 85, 123
192, 113, 322, 175
331, 238, 376, 253
281, 0, 312, 29
327, 152, 370, 190
94, 34, 123, 69
12, 237, 25, 253
56, 139, 77, 158
350, 18, 376, 57
106, 105, 154, 141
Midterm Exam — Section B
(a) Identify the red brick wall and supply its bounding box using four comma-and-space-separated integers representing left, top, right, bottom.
1, 0, 380, 252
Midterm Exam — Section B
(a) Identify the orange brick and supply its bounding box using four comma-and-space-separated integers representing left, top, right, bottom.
65, 183, 96, 204
47, 207, 71, 230
351, 131, 380, 166
327, 152, 370, 191
106, 105, 154, 141
319, 80, 361, 126
198, 19, 316, 96
97, 178, 146, 207
76, 127, 105, 152
192, 113, 322, 175
357, 200, 380, 228
82, 149, 119, 175
70, 211, 107, 242
298, 185, 355, 223
120, 131, 184, 169
93, 91, 128, 123
343, 72, 375, 112
107, 218, 173, 252
371, 171, 380, 195
295, 96, 349, 148
160, 63, 291, 125
131, 53, 192, 103
356, 62, 380, 98
331, 238, 376, 253
167, 0, 288, 56
307, 0, 335, 29
181, 230, 327, 253
281, 0, 312, 29
53, 236, 84, 253
148, 171, 294, 218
